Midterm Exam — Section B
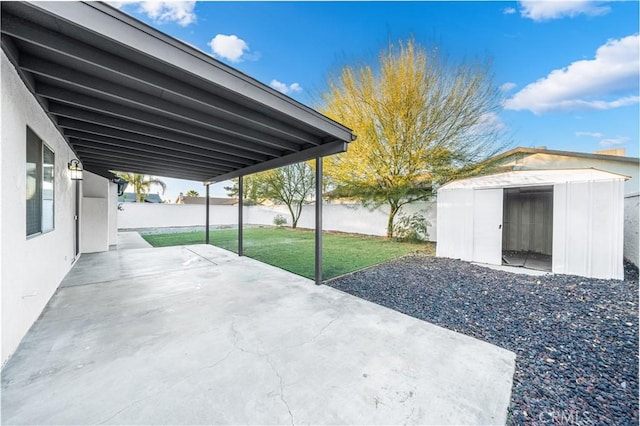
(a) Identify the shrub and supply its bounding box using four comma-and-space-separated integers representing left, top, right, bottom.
273, 214, 288, 227
393, 212, 430, 242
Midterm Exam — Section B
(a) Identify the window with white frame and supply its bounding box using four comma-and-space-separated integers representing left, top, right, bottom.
26, 127, 55, 237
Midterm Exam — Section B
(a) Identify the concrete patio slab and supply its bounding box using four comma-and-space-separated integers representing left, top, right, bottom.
2, 245, 515, 425
116, 231, 153, 250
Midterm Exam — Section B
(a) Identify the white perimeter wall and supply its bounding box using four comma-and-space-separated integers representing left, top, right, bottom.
117, 201, 438, 241
1, 51, 78, 366
624, 194, 639, 266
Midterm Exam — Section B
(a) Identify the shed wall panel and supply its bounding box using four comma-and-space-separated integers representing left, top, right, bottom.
436, 189, 473, 260
553, 180, 624, 279
472, 189, 503, 265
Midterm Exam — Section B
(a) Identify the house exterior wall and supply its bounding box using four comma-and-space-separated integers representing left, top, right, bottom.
1, 51, 78, 366
117, 201, 438, 241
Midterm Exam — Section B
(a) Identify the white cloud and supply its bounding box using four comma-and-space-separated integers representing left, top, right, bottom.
208, 34, 250, 63
575, 131, 604, 138
600, 136, 630, 147
109, 1, 196, 26
270, 80, 303, 95
575, 131, 630, 147
504, 34, 640, 114
503, 7, 517, 15
500, 82, 517, 92
518, 0, 611, 21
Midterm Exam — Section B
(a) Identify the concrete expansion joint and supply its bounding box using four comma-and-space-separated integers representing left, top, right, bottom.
183, 246, 219, 266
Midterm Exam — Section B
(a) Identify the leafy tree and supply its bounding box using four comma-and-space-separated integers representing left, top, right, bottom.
115, 172, 166, 202
320, 39, 506, 237
185, 189, 199, 197
224, 175, 267, 206
225, 162, 315, 228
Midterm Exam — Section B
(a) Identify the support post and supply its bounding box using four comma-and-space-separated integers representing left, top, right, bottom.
238, 175, 244, 256
315, 157, 323, 285
205, 184, 210, 245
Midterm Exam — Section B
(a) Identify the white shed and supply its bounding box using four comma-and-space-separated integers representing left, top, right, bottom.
436, 169, 628, 280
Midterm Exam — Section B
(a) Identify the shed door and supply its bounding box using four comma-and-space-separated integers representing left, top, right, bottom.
472, 188, 503, 265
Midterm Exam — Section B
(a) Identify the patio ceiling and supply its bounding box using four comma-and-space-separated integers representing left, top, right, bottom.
1, 1, 354, 183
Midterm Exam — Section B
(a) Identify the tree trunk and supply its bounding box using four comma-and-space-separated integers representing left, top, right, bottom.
287, 203, 298, 229
386, 203, 400, 238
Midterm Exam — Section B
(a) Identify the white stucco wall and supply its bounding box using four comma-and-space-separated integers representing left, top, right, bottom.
81, 171, 112, 253
117, 201, 438, 241
624, 194, 639, 266
81, 198, 109, 253
1, 51, 78, 366
108, 182, 118, 247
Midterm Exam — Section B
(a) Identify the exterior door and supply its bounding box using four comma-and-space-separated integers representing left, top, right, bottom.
472, 188, 503, 265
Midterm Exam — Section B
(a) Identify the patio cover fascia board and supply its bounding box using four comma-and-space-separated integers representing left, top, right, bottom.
1, 1, 355, 183
441, 168, 630, 191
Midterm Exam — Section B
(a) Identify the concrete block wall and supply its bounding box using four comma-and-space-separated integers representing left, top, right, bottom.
117, 201, 438, 242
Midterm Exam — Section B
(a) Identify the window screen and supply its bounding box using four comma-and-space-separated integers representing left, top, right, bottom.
26, 128, 55, 237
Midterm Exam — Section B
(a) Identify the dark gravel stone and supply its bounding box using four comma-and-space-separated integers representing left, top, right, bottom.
327, 255, 639, 425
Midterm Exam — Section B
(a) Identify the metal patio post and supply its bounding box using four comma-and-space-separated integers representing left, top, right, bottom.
315, 157, 323, 285
238, 175, 244, 256
205, 183, 210, 244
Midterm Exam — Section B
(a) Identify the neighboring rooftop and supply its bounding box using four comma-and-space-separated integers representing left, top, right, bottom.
490, 146, 640, 165
175, 194, 238, 205
118, 193, 163, 203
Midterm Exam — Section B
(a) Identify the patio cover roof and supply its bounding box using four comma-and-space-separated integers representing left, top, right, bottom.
1, 1, 354, 183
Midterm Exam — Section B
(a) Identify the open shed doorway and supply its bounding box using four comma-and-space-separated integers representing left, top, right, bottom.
502, 186, 553, 272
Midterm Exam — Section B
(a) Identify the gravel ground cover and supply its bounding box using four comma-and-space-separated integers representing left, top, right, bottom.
327, 255, 638, 425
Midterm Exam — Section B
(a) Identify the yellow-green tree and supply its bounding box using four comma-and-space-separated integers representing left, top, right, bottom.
115, 172, 166, 202
320, 39, 506, 237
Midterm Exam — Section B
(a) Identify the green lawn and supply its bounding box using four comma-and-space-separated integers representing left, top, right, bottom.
142, 227, 434, 280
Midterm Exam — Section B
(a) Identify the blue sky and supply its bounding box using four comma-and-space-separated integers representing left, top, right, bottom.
112, 1, 639, 200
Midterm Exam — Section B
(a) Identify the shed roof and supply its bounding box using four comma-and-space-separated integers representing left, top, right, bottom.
440, 169, 630, 190
1, 1, 354, 184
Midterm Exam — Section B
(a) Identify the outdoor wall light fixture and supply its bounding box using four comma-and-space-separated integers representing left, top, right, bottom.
68, 158, 83, 180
